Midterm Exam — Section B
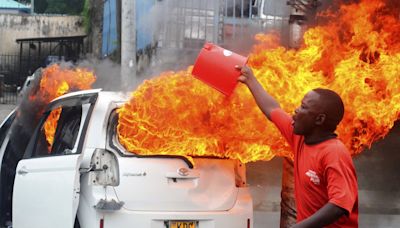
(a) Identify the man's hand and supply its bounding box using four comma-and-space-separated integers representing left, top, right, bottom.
236, 65, 256, 84
234, 65, 280, 120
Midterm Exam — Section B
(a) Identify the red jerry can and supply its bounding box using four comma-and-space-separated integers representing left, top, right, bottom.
192, 43, 248, 96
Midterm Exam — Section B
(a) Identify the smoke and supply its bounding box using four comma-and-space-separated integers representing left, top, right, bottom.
136, 0, 200, 75
76, 58, 123, 91
73, 1, 287, 92
14, 68, 46, 135
318, 0, 400, 16
134, 0, 283, 76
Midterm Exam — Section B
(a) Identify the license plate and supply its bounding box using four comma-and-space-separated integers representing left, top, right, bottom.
169, 220, 197, 228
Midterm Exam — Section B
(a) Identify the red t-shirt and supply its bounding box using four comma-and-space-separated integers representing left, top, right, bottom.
271, 108, 358, 227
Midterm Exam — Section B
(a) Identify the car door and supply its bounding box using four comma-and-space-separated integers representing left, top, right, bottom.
0, 109, 16, 165
0, 110, 17, 225
12, 93, 97, 228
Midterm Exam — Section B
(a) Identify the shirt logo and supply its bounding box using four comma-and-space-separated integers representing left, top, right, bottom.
305, 170, 320, 185
223, 50, 232, 56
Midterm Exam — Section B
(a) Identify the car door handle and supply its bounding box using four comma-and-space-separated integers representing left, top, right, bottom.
17, 167, 29, 175
165, 173, 199, 179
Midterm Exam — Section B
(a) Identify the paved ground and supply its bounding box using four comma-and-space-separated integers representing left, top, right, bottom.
1, 103, 399, 227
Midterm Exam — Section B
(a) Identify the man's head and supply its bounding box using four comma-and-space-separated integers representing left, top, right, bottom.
292, 88, 344, 136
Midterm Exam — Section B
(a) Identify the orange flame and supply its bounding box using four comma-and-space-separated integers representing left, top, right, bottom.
32, 64, 96, 147
119, 0, 400, 162
43, 107, 61, 148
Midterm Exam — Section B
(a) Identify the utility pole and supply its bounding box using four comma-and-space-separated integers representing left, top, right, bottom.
287, 0, 321, 48
121, 0, 136, 90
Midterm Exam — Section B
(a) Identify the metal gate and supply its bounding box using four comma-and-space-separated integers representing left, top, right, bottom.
0, 54, 19, 104
157, 0, 223, 49
157, 0, 290, 50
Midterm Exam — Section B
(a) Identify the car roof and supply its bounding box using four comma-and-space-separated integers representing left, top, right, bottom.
51, 88, 103, 102
51, 89, 129, 103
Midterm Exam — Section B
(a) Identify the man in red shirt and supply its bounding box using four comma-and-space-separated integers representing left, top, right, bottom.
237, 65, 358, 227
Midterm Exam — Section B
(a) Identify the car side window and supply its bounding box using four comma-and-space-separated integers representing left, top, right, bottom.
0, 111, 16, 146
51, 106, 82, 155
33, 105, 83, 157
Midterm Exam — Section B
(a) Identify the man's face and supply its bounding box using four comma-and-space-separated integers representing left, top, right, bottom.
292, 91, 322, 135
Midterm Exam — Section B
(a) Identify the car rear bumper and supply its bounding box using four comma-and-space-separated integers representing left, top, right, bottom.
99, 188, 253, 228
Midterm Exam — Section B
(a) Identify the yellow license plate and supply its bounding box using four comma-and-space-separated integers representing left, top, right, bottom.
169, 221, 197, 228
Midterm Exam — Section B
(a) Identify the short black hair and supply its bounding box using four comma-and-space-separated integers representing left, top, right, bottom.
313, 88, 345, 132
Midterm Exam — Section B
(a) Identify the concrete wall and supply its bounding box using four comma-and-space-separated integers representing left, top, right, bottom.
0, 14, 85, 54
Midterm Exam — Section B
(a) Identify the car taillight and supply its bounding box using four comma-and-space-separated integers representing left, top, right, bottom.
100, 218, 104, 228
88, 148, 120, 186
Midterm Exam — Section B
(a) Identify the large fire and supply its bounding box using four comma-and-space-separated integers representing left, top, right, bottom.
31, 64, 96, 147
117, 0, 400, 163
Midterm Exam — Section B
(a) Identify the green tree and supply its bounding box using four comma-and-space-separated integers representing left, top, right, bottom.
66, 0, 85, 14
28, 0, 84, 15
82, 0, 91, 32
33, 0, 48, 14
45, 0, 68, 14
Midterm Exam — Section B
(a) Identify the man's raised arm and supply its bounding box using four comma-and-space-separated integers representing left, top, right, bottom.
236, 65, 280, 120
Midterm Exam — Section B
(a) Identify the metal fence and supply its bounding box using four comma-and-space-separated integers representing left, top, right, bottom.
157, 0, 223, 50
158, 0, 290, 50
0, 54, 45, 104
0, 54, 20, 104
146, 0, 290, 73
222, 0, 290, 46
0, 35, 86, 104
0, 55, 19, 85
0, 80, 18, 104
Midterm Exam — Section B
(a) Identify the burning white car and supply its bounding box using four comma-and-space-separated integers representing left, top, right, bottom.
0, 89, 253, 228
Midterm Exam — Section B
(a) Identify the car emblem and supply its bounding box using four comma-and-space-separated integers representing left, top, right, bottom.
178, 168, 189, 176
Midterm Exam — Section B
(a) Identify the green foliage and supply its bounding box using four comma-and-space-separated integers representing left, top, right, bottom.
82, 0, 91, 33
44, 0, 68, 14
34, 0, 48, 13
32, 0, 85, 15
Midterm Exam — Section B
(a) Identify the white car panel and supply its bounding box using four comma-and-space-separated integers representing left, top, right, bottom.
12, 94, 93, 228
13, 155, 81, 228
114, 157, 238, 211
102, 188, 253, 228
